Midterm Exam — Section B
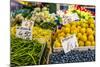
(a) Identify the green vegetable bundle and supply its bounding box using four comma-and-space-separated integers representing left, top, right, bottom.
11, 36, 45, 66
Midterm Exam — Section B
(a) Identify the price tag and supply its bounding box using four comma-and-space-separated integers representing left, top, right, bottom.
22, 20, 34, 28
16, 26, 32, 40
61, 34, 78, 53
62, 15, 72, 25
70, 13, 79, 21
62, 13, 79, 25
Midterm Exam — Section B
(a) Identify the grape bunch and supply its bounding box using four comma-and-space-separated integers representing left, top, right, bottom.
49, 49, 95, 64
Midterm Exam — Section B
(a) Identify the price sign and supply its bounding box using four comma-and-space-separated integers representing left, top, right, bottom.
16, 26, 32, 40
22, 20, 34, 28
70, 13, 79, 21
61, 34, 78, 53
62, 15, 72, 25
62, 13, 79, 25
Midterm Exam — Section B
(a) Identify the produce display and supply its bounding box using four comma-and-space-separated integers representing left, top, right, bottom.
53, 17, 95, 48
49, 49, 95, 64
32, 26, 52, 46
11, 36, 45, 66
10, 1, 95, 66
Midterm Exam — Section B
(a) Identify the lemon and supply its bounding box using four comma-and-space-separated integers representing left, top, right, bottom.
76, 21, 81, 26
71, 30, 77, 34
83, 33, 87, 36
64, 27, 70, 34
78, 40, 84, 47
86, 28, 93, 35
88, 35, 94, 41
81, 23, 87, 28
80, 28, 86, 34
90, 23, 95, 30
91, 41, 95, 46
88, 18, 94, 24
77, 33, 82, 39
85, 41, 91, 46
80, 34, 87, 42
54, 40, 61, 47
77, 26, 81, 29
64, 23, 71, 28
76, 28, 79, 33
71, 25, 76, 30
86, 24, 88, 28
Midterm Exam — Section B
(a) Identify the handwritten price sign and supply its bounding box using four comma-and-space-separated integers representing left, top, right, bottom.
61, 34, 78, 53
16, 26, 32, 40
62, 13, 79, 25
22, 20, 34, 28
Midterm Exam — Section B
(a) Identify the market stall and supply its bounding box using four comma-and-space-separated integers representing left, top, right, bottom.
10, 1, 95, 66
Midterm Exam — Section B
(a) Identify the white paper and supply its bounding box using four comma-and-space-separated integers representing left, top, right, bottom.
70, 13, 79, 21
61, 34, 78, 53
16, 26, 32, 40
22, 20, 34, 28
62, 13, 79, 25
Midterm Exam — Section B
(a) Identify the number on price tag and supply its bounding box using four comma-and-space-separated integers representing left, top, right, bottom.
22, 20, 34, 28
16, 26, 32, 40
61, 34, 78, 53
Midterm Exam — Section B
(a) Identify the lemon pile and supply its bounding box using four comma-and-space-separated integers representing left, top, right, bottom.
53, 18, 95, 47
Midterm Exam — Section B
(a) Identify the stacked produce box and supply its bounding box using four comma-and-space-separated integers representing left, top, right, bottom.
10, 1, 95, 66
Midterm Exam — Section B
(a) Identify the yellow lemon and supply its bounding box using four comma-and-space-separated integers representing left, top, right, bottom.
91, 41, 95, 46
76, 21, 81, 26
80, 34, 87, 42
86, 28, 93, 35
83, 33, 87, 36
64, 23, 71, 28
77, 26, 81, 29
90, 23, 95, 30
54, 40, 61, 47
85, 41, 91, 46
80, 28, 86, 34
88, 35, 94, 41
88, 18, 94, 24
71, 25, 77, 31
78, 40, 84, 47
76, 28, 79, 33
77, 33, 82, 39
64, 27, 70, 34
81, 23, 87, 28
71, 30, 77, 34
